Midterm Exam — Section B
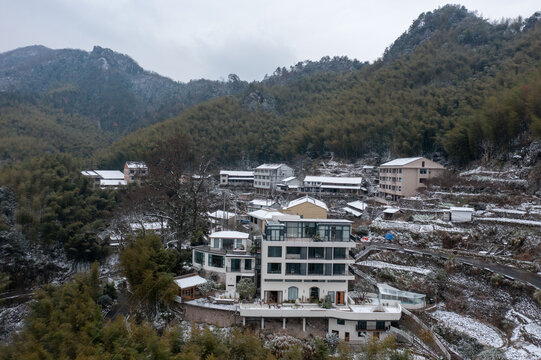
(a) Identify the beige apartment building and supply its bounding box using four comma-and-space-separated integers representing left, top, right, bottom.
378, 157, 445, 201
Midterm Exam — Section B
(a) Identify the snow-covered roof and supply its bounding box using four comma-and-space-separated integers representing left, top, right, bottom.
320, 184, 361, 190
248, 209, 285, 220
277, 218, 352, 224
450, 207, 474, 212
249, 199, 276, 207
220, 170, 254, 176
284, 196, 328, 211
229, 177, 254, 181
208, 210, 236, 219
380, 157, 423, 166
304, 176, 363, 185
383, 207, 400, 214
100, 179, 127, 186
125, 161, 147, 169
281, 176, 297, 183
209, 230, 249, 239
130, 221, 168, 231
256, 163, 285, 170
81, 170, 98, 177
174, 275, 207, 289
343, 207, 362, 217
362, 166, 375, 169
347, 200, 367, 211
94, 170, 125, 179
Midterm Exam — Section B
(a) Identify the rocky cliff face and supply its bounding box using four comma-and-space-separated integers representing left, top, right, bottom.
0, 187, 69, 290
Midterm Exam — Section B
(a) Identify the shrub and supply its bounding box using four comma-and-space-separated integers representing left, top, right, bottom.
237, 278, 256, 301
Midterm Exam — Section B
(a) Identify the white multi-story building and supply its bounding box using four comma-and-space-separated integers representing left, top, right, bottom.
253, 164, 294, 194
192, 231, 256, 291
239, 217, 402, 343
219, 170, 254, 187
303, 176, 363, 194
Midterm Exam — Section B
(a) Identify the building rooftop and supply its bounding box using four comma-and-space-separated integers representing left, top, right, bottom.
208, 210, 236, 219
174, 275, 207, 289
304, 176, 363, 184
283, 196, 329, 211
347, 200, 367, 211
125, 161, 147, 169
256, 163, 286, 170
276, 218, 352, 224
450, 207, 474, 212
248, 209, 298, 221
380, 157, 423, 166
281, 176, 297, 183
209, 230, 249, 239
100, 179, 127, 186
383, 207, 400, 214
220, 170, 254, 176
82, 170, 125, 179
249, 199, 277, 207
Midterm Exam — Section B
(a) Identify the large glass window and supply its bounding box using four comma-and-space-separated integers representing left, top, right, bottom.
209, 254, 224, 268
231, 259, 241, 272
308, 247, 324, 259
285, 263, 303, 275
244, 259, 252, 270
288, 287, 298, 301
266, 226, 284, 241
194, 251, 205, 265
318, 225, 350, 242
333, 264, 346, 275
267, 263, 282, 274
308, 263, 323, 275
268, 246, 282, 257
222, 238, 234, 251
333, 248, 346, 259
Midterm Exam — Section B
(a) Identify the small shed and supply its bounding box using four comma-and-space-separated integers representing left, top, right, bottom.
383, 207, 400, 220
174, 273, 207, 301
450, 207, 473, 223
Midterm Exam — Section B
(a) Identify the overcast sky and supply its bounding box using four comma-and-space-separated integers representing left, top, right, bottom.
1, 1, 539, 82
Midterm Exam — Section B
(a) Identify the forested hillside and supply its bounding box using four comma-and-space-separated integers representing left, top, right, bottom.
0, 46, 248, 161
99, 6, 541, 168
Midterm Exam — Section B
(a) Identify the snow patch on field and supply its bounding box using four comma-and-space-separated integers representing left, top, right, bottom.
505, 344, 541, 360
357, 260, 432, 275
371, 220, 465, 233
431, 310, 504, 348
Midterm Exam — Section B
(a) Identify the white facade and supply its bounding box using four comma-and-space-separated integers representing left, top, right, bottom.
219, 170, 254, 186
303, 176, 363, 194
450, 207, 474, 222
260, 218, 355, 304
253, 164, 294, 194
192, 231, 256, 291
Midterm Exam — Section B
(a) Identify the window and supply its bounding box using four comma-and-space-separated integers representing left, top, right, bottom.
333, 248, 346, 259
308, 247, 324, 259
398, 177, 402, 182
286, 263, 303, 275
376, 321, 385, 330
308, 263, 323, 275
419, 178, 426, 183
328, 291, 335, 303
420, 169, 427, 174
222, 238, 234, 251
422, 161, 425, 167
267, 263, 282, 274
213, 239, 220, 249
287, 287, 298, 301
286, 247, 302, 255
337, 319, 345, 325
209, 254, 224, 268
398, 186, 402, 191
268, 246, 282, 257
231, 259, 241, 272
399, 169, 402, 173
357, 321, 367, 330
244, 259, 252, 270
266, 226, 284, 241
333, 264, 346, 275
194, 251, 205, 265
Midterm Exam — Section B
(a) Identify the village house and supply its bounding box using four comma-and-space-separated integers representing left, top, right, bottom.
303, 176, 364, 194
378, 157, 445, 201
174, 273, 207, 301
192, 231, 256, 292
219, 170, 254, 187
253, 163, 294, 194
239, 216, 402, 343
276, 176, 302, 191
81, 170, 127, 189
247, 199, 280, 212
343, 200, 368, 217
281, 195, 328, 219
123, 161, 148, 183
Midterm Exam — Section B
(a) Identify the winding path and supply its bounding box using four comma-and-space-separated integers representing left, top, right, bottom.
356, 243, 541, 289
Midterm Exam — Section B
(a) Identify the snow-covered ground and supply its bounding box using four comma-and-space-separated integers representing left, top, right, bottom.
357, 260, 432, 275
371, 220, 465, 233
477, 217, 541, 227
431, 310, 504, 348
505, 309, 541, 360
185, 298, 238, 311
